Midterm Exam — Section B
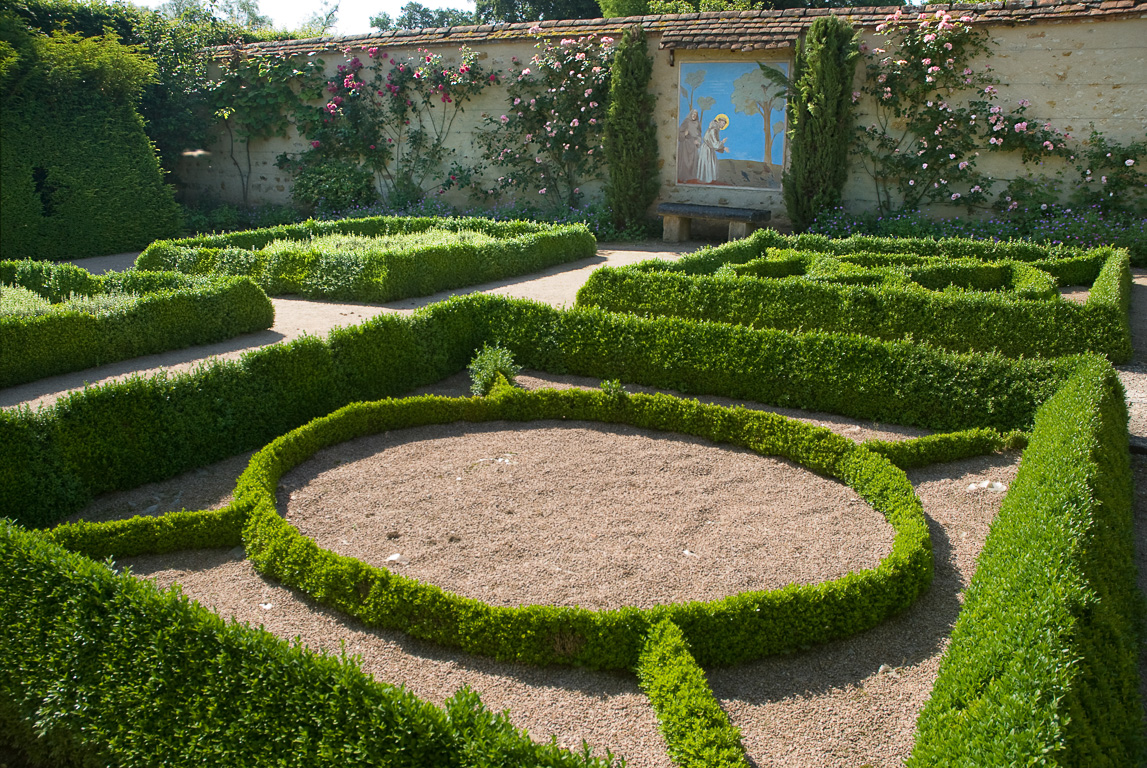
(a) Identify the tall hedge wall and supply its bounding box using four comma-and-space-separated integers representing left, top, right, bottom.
0, 12, 180, 260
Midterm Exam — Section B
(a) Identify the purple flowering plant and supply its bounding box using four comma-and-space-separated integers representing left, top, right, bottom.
472, 30, 616, 211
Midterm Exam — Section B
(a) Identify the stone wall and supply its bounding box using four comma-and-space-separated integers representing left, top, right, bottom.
174, 3, 1147, 229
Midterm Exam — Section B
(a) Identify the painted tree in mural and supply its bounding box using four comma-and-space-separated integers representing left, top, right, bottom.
680, 69, 705, 111
731, 65, 785, 166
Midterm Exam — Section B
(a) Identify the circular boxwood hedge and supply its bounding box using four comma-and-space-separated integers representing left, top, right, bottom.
236, 383, 933, 670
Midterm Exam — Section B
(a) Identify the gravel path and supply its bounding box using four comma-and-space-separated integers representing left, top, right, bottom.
2, 243, 691, 411
8, 248, 1144, 764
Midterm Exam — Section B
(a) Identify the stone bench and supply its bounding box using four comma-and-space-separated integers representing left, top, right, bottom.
657, 202, 771, 243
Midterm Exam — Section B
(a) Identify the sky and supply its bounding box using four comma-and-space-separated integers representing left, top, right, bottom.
132, 0, 476, 37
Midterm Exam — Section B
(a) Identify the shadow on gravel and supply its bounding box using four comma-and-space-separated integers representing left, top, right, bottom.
0, 329, 286, 409
707, 451, 1017, 704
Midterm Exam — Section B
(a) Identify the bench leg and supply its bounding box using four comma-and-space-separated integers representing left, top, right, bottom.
662, 215, 690, 243
728, 221, 749, 240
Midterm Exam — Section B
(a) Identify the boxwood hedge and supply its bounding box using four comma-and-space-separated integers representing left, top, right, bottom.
575, 229, 1131, 362
0, 520, 619, 768
0, 294, 1141, 764
636, 619, 748, 768
135, 215, 597, 302
2, 260, 274, 387
0, 294, 1077, 528
232, 385, 932, 670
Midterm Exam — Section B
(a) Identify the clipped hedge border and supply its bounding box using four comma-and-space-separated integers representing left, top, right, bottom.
135, 215, 597, 302
235, 385, 932, 670
909, 358, 1143, 765
636, 619, 749, 768
0, 293, 1140, 763
0, 521, 618, 768
575, 230, 1131, 361
0, 294, 1078, 528
2, 260, 274, 388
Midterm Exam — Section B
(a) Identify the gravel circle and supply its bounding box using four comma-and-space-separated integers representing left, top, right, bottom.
280, 420, 894, 611
119, 449, 1020, 768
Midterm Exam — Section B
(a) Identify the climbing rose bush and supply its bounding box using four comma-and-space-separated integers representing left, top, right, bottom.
473, 30, 616, 211
855, 8, 1068, 214
280, 45, 496, 209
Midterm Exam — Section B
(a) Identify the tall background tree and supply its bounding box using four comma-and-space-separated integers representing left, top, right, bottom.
600, 0, 901, 18
371, 2, 474, 30
763, 14, 858, 231
604, 26, 658, 232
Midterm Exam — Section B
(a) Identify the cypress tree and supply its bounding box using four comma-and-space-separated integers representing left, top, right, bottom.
604, 25, 659, 232
783, 15, 859, 232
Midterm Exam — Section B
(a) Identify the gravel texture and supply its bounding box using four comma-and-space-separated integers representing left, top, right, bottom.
102, 369, 1020, 768
280, 420, 892, 611
23, 253, 1145, 764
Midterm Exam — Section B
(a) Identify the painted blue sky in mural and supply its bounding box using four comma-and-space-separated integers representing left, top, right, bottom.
677, 60, 788, 170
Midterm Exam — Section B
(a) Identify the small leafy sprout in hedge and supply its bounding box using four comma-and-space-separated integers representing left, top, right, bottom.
600, 378, 628, 404
713, 263, 738, 281
469, 343, 522, 396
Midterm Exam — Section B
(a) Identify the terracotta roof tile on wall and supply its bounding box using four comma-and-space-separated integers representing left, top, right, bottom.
216, 0, 1147, 58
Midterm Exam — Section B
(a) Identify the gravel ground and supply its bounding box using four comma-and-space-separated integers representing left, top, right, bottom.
12, 251, 1145, 764
102, 371, 1019, 768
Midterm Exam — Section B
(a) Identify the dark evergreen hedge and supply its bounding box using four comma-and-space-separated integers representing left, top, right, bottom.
0, 11, 180, 259
136, 216, 597, 302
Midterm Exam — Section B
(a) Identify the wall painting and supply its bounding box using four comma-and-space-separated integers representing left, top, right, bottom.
676, 60, 788, 190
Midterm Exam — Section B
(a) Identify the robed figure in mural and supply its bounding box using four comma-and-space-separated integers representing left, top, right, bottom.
698, 114, 729, 184
676, 109, 702, 183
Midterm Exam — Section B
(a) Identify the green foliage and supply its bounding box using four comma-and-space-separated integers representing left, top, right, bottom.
0, 291, 1077, 527
9, 0, 286, 175
371, 2, 476, 30
909, 359, 1143, 766
603, 26, 657, 231
287, 157, 379, 213
468, 343, 521, 395
44, 504, 247, 560
0, 12, 181, 259
0, 260, 273, 388
863, 427, 1027, 470
236, 387, 932, 669
136, 215, 597, 302
575, 229, 1132, 362
280, 46, 495, 210
636, 620, 749, 768
0, 521, 620, 767
474, 33, 614, 211
474, 0, 602, 24
775, 15, 858, 232
211, 49, 327, 205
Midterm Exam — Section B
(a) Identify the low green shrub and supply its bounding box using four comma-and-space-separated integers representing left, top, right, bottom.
468, 343, 521, 395
636, 620, 748, 768
863, 428, 1027, 470
0, 294, 1077, 528
909, 358, 1143, 765
136, 215, 597, 302
1, 260, 274, 388
576, 230, 1131, 361
43, 505, 245, 561
236, 386, 932, 670
0, 520, 619, 767
0, 291, 1139, 764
